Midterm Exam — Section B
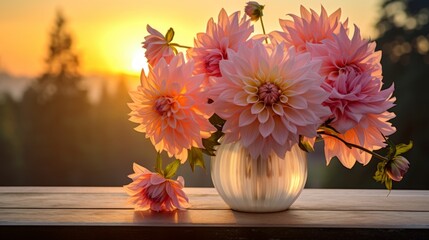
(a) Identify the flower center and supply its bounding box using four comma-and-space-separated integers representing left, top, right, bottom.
204, 49, 227, 77
332, 59, 363, 77
258, 82, 281, 105
154, 96, 174, 117
339, 64, 362, 75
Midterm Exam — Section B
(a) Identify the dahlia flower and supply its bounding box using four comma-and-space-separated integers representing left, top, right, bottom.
309, 25, 396, 168
124, 163, 189, 212
386, 156, 410, 182
308, 26, 383, 85
269, 5, 348, 52
210, 42, 331, 159
323, 71, 395, 134
143, 25, 176, 66
187, 9, 253, 83
128, 54, 216, 162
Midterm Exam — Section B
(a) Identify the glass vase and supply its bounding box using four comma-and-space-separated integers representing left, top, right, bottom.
210, 141, 307, 212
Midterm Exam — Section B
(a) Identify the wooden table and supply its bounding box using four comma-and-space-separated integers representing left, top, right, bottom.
0, 187, 428, 239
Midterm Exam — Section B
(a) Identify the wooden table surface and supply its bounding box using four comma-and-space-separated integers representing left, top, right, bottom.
0, 187, 428, 239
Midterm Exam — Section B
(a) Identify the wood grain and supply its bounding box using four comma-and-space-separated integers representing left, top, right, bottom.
1, 187, 428, 211
0, 187, 428, 240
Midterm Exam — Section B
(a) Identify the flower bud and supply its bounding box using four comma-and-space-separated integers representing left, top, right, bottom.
245, 1, 264, 21
386, 156, 410, 182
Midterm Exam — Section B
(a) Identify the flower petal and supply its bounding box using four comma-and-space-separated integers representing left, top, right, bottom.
239, 108, 257, 127
251, 102, 265, 114
259, 116, 275, 138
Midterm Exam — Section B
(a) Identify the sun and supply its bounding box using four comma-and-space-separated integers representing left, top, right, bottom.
131, 48, 148, 75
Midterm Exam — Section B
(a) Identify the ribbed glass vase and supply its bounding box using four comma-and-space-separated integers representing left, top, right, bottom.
211, 141, 307, 212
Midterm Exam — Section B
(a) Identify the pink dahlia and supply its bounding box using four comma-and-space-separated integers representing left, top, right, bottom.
210, 42, 331, 159
310, 26, 396, 168
308, 26, 383, 85
143, 25, 176, 66
187, 9, 253, 84
124, 163, 189, 212
128, 54, 216, 162
323, 112, 396, 168
269, 5, 348, 52
323, 71, 395, 134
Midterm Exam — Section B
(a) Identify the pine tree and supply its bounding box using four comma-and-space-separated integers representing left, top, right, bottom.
20, 10, 92, 185
35, 10, 83, 101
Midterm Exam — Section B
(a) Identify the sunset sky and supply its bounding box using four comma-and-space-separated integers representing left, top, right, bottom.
0, 0, 381, 77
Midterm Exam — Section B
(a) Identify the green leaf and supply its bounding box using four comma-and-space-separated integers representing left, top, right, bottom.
373, 162, 384, 182
155, 152, 163, 175
373, 162, 385, 182
202, 131, 223, 156
395, 141, 413, 156
164, 159, 181, 179
209, 114, 226, 130
165, 28, 175, 43
373, 161, 394, 191
188, 147, 205, 172
385, 178, 392, 191
201, 149, 214, 156
298, 135, 314, 153
200, 114, 225, 156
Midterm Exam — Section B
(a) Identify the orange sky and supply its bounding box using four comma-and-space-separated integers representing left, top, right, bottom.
0, 0, 381, 77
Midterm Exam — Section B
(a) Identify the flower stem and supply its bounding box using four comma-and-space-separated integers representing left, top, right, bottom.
260, 16, 268, 44
170, 43, 191, 49
318, 131, 389, 162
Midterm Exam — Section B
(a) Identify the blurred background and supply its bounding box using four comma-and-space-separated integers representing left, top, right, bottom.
0, 0, 427, 189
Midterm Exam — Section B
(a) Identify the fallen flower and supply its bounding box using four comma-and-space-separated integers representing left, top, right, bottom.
124, 163, 189, 212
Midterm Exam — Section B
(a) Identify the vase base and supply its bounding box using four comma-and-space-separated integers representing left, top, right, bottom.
229, 207, 291, 213
224, 198, 298, 213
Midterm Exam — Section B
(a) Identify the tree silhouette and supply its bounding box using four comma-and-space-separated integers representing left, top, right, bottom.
35, 10, 82, 101
0, 94, 23, 184
19, 10, 92, 185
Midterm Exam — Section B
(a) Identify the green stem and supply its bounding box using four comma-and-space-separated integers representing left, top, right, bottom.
260, 16, 268, 44
155, 151, 164, 175
318, 131, 389, 162
169, 43, 191, 49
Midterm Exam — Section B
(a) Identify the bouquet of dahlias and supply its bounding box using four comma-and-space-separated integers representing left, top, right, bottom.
124, 2, 412, 212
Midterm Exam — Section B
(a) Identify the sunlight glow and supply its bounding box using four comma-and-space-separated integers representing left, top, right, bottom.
0, 0, 379, 77
131, 49, 148, 74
